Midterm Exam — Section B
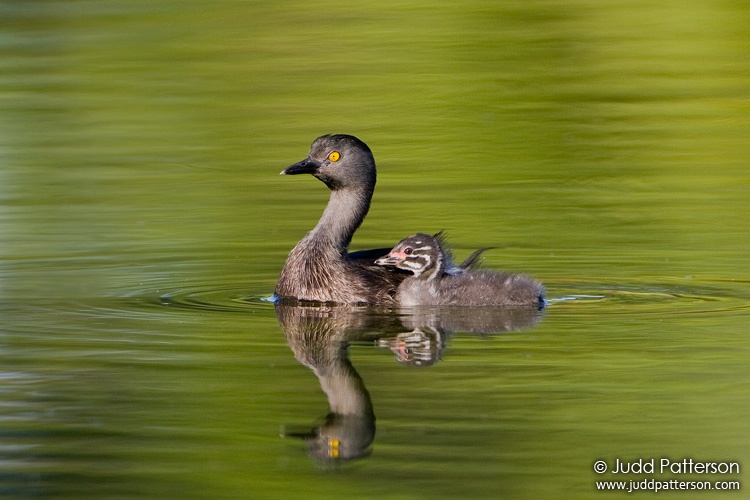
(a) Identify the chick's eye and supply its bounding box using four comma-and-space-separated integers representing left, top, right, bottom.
327, 151, 341, 162
404, 247, 413, 255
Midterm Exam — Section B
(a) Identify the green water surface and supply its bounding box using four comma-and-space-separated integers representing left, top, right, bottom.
1, 1, 749, 499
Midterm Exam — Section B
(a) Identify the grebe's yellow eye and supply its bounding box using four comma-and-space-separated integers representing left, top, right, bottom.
327, 151, 340, 162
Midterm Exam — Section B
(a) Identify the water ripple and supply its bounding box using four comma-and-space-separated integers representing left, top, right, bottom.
548, 279, 750, 316
124, 285, 275, 314
116, 278, 750, 320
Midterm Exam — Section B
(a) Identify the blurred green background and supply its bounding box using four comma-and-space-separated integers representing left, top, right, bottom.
1, 1, 748, 498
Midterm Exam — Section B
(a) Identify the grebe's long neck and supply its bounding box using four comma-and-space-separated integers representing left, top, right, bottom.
304, 184, 374, 255
276, 183, 375, 301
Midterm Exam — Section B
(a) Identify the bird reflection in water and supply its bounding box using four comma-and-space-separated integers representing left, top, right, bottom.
275, 302, 544, 464
377, 327, 444, 367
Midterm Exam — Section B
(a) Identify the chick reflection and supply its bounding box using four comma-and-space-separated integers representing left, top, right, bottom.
276, 304, 399, 463
377, 327, 444, 367
377, 306, 544, 366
